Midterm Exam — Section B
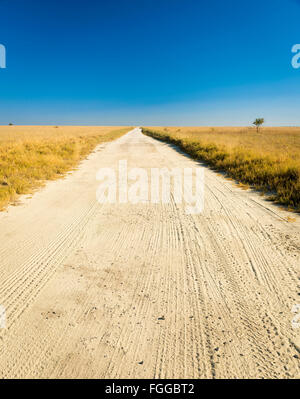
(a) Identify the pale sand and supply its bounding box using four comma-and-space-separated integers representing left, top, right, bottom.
0, 128, 299, 378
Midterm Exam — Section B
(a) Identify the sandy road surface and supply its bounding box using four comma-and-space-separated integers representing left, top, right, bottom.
0, 128, 299, 379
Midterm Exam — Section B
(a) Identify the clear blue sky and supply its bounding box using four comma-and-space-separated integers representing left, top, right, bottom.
0, 0, 299, 126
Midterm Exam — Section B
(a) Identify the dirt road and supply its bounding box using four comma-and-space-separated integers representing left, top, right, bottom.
0, 128, 299, 378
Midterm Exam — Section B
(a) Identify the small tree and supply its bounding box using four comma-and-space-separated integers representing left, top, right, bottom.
253, 118, 264, 133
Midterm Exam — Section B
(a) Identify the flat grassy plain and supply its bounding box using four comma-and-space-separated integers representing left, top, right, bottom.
0, 126, 131, 209
142, 126, 300, 211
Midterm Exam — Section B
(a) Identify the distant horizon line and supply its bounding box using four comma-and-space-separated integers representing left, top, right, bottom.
1, 124, 300, 128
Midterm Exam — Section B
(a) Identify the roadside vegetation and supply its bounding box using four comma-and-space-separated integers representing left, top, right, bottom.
0, 126, 131, 209
142, 126, 300, 211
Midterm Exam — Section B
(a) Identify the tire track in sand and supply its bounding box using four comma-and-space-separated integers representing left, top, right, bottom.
0, 128, 299, 378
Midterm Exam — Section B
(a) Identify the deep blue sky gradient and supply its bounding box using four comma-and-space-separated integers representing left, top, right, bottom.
0, 0, 299, 125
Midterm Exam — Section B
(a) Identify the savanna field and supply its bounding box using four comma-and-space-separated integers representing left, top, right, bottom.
1, 125, 300, 212
0, 126, 131, 209
142, 126, 300, 211
0, 127, 300, 379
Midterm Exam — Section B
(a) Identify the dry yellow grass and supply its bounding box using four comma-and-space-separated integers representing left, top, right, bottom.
0, 126, 132, 209
142, 126, 300, 211
146, 126, 300, 160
